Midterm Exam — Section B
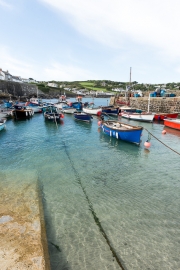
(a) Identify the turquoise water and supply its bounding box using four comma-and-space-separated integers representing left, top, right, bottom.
0, 98, 180, 270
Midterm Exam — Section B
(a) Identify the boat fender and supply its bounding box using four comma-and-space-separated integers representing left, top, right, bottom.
144, 140, 151, 148
98, 121, 102, 126
26, 111, 28, 116
116, 132, 118, 139
110, 130, 112, 136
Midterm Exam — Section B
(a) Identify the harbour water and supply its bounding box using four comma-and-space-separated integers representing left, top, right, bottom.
0, 98, 180, 270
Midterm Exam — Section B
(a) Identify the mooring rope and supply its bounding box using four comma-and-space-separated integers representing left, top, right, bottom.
62, 141, 126, 270
144, 128, 180, 156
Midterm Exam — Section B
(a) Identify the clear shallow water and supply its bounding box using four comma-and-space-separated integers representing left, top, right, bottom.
0, 98, 180, 270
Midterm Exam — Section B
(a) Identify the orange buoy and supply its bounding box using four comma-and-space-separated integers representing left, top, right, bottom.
162, 130, 166, 134
97, 111, 102, 116
144, 141, 151, 148
98, 121, 102, 126
60, 114, 64, 118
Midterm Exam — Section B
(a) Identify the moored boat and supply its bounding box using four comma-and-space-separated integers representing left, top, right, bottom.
25, 102, 42, 113
62, 106, 77, 114
121, 111, 154, 122
164, 118, 180, 130
3, 100, 13, 108
100, 120, 143, 144
74, 112, 93, 122
154, 112, 178, 121
83, 103, 102, 115
12, 104, 34, 119
44, 111, 64, 122
101, 106, 119, 116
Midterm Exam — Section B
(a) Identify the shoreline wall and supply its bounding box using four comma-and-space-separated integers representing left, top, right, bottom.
111, 96, 180, 113
0, 80, 43, 98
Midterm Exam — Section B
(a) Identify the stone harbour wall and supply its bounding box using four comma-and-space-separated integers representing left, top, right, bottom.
111, 96, 180, 113
0, 171, 50, 270
0, 80, 44, 98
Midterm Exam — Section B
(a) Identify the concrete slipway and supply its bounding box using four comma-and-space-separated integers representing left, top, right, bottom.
0, 170, 50, 270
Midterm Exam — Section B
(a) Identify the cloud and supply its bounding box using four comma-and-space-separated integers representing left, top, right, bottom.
44, 62, 96, 81
0, 46, 95, 81
39, 0, 180, 58
0, 46, 34, 78
0, 0, 13, 9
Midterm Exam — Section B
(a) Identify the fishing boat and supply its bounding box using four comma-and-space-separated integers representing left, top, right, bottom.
54, 101, 68, 110
76, 96, 83, 102
29, 97, 42, 105
119, 106, 137, 113
12, 104, 34, 119
0, 108, 13, 119
3, 100, 13, 108
164, 118, 180, 130
83, 103, 102, 115
69, 101, 82, 111
74, 112, 93, 122
62, 106, 77, 114
154, 112, 178, 121
121, 111, 154, 122
100, 120, 143, 144
0, 118, 6, 131
25, 102, 42, 113
44, 111, 64, 122
101, 106, 119, 116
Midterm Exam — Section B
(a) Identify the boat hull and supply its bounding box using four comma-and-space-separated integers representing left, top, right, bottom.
102, 107, 119, 115
121, 113, 154, 122
164, 119, 180, 130
83, 107, 102, 115
12, 106, 34, 119
101, 121, 143, 144
154, 113, 178, 121
62, 107, 77, 114
74, 112, 92, 122
44, 112, 64, 122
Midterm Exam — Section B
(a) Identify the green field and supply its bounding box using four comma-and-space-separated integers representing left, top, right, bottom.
79, 82, 107, 92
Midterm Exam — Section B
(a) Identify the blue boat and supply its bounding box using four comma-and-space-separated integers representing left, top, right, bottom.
74, 112, 93, 122
70, 102, 82, 111
101, 106, 119, 116
3, 100, 13, 108
100, 120, 143, 144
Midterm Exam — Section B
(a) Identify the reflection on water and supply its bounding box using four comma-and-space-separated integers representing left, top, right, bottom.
0, 98, 180, 270
163, 126, 180, 137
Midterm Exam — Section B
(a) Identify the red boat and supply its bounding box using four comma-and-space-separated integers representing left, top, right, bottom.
154, 112, 178, 121
164, 118, 180, 130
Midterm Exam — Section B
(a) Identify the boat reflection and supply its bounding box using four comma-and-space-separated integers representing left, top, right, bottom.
163, 126, 180, 137
98, 129, 141, 156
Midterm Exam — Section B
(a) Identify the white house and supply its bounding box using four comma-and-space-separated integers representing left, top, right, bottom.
48, 82, 58, 88
22, 78, 30, 83
12, 76, 22, 83
0, 69, 12, 81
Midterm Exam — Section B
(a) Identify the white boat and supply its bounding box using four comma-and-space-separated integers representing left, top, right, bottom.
62, 107, 77, 114
83, 103, 102, 115
121, 112, 154, 122
0, 110, 13, 119
54, 101, 68, 110
0, 119, 6, 131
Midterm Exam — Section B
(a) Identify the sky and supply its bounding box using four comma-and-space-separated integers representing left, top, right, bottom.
0, 0, 180, 84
